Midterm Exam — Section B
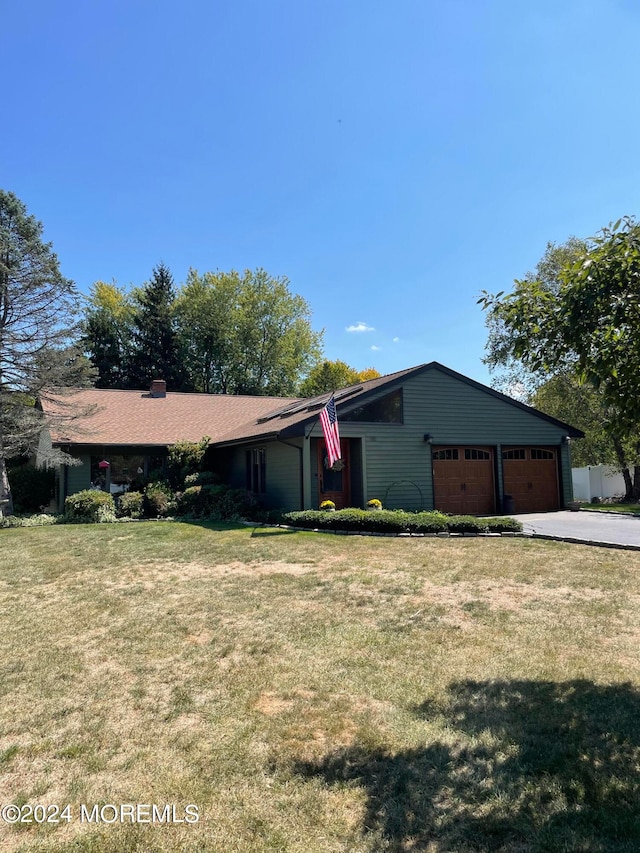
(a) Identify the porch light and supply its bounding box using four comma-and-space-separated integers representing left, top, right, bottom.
562, 436, 572, 445
423, 433, 433, 444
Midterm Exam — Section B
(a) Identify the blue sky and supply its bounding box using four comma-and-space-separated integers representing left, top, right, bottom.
3, 0, 639, 386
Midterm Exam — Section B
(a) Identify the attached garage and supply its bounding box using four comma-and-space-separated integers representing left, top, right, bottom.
502, 446, 559, 513
433, 446, 496, 515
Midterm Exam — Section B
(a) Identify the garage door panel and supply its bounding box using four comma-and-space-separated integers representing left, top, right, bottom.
433, 446, 495, 515
502, 447, 559, 513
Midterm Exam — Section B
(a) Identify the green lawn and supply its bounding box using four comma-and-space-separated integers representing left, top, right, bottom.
0, 521, 639, 852
580, 503, 640, 514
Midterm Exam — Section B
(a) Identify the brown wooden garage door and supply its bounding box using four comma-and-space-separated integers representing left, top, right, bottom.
432, 446, 496, 515
502, 447, 559, 513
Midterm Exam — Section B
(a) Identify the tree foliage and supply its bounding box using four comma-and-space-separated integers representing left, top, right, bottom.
482, 237, 586, 396
174, 268, 323, 395
531, 374, 618, 467
173, 270, 241, 393
479, 219, 640, 498
82, 281, 135, 388
0, 190, 95, 512
299, 360, 381, 397
130, 263, 186, 390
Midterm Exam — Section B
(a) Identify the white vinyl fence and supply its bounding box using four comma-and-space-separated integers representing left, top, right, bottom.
572, 465, 626, 501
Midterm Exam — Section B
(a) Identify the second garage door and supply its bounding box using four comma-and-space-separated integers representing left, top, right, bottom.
433, 446, 496, 515
502, 447, 559, 513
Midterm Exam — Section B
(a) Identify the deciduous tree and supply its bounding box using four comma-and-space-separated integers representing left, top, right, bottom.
81, 281, 135, 388
299, 360, 380, 396
479, 219, 640, 499
174, 268, 323, 395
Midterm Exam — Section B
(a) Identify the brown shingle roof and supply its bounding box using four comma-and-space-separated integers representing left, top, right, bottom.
43, 388, 301, 446
213, 364, 426, 444
42, 361, 584, 448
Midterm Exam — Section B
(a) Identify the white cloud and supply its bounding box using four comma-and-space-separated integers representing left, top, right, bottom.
392, 337, 400, 343
370, 345, 382, 351
345, 322, 375, 333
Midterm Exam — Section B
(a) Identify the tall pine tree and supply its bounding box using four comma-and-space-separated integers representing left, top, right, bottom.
0, 190, 95, 513
130, 264, 186, 390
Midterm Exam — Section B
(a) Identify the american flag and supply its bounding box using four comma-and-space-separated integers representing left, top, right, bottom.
319, 395, 341, 468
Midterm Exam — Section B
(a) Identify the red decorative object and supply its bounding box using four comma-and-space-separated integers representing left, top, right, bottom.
98, 460, 110, 469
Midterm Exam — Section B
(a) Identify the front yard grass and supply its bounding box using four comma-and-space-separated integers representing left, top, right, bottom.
580, 502, 640, 514
0, 521, 639, 852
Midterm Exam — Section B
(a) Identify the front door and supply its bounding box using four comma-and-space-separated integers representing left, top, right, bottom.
317, 439, 350, 509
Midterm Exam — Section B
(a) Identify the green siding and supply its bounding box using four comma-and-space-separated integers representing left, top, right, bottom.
307, 367, 574, 511
227, 439, 303, 510
265, 440, 303, 509
66, 455, 91, 498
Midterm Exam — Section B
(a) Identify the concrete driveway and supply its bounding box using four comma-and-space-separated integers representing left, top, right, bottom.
511, 510, 640, 549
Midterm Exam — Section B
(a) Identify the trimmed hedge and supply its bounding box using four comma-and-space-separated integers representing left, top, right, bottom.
281, 509, 523, 535
65, 490, 116, 523
484, 517, 522, 533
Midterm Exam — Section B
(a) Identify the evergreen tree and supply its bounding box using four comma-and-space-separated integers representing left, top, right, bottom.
0, 190, 95, 513
130, 264, 186, 390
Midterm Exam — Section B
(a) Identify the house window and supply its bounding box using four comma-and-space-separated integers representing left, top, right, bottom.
502, 449, 526, 460
342, 389, 403, 423
90, 454, 146, 493
531, 448, 555, 460
246, 447, 266, 493
432, 448, 459, 460
464, 449, 491, 460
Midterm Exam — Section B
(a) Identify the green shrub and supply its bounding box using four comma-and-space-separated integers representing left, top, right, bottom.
446, 516, 487, 533
216, 487, 255, 520
281, 509, 522, 535
251, 507, 286, 524
65, 490, 116, 523
167, 437, 210, 489
7, 465, 55, 513
283, 508, 409, 533
183, 470, 219, 488
117, 491, 144, 519
485, 516, 523, 532
143, 482, 176, 518
281, 510, 323, 529
0, 513, 60, 528
403, 512, 449, 533
176, 484, 256, 520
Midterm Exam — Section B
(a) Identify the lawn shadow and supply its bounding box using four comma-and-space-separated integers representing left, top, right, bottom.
170, 518, 253, 532
171, 518, 300, 536
248, 525, 300, 538
292, 679, 640, 852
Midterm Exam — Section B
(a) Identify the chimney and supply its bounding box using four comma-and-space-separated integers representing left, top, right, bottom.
150, 379, 167, 398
